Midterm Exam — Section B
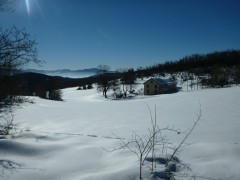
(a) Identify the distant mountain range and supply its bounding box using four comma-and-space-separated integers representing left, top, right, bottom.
23, 68, 98, 78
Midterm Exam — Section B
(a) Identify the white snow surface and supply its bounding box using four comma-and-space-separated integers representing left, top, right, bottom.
1, 86, 240, 180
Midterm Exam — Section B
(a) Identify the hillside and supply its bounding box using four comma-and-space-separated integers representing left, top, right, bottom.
136, 50, 240, 88
0, 86, 239, 180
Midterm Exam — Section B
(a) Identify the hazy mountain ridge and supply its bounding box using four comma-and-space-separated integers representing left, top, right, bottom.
24, 68, 98, 78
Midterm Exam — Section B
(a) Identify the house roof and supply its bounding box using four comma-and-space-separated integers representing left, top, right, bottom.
144, 78, 176, 85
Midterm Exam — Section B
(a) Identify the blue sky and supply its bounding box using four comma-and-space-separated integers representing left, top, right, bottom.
1, 0, 240, 70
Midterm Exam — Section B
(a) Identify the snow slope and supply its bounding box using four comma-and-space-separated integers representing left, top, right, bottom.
0, 86, 240, 180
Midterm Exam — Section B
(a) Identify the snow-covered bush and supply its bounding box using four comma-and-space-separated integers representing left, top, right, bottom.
0, 114, 14, 139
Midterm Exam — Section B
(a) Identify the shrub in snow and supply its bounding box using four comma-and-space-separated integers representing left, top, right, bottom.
48, 90, 63, 101
0, 114, 14, 139
167, 163, 177, 172
106, 105, 201, 180
87, 84, 93, 89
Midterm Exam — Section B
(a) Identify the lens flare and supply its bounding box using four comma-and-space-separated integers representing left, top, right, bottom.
25, 0, 30, 15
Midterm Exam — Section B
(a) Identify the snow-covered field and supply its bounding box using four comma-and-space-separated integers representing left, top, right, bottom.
0, 86, 240, 180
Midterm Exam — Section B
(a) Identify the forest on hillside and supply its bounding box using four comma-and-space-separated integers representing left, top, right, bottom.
136, 49, 240, 87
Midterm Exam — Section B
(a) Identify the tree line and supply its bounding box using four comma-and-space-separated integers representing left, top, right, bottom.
136, 50, 240, 88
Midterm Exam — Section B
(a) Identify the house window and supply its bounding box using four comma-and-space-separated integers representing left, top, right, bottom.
155, 85, 157, 88
147, 85, 149, 88
155, 90, 157, 94
151, 81, 153, 83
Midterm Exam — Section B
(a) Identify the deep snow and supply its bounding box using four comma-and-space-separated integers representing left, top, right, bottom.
0, 86, 240, 180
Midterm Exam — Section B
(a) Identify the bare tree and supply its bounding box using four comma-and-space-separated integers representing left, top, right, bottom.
166, 106, 202, 167
105, 105, 201, 180
146, 104, 157, 172
107, 131, 155, 179
120, 68, 136, 98
97, 64, 111, 75
0, 26, 41, 101
96, 75, 117, 98
96, 65, 118, 98
0, 113, 14, 139
0, 26, 41, 72
106, 127, 180, 179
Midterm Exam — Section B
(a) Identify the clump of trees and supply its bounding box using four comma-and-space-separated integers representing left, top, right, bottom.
96, 65, 137, 99
77, 84, 93, 90
38, 77, 63, 101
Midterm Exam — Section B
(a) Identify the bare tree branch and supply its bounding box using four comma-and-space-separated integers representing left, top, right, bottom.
166, 105, 202, 166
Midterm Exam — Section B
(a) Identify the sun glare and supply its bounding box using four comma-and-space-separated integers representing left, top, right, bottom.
25, 0, 30, 15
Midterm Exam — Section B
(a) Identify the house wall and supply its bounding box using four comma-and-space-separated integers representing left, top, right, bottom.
144, 79, 177, 95
144, 80, 160, 95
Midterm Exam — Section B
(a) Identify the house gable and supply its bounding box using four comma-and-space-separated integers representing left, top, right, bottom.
144, 78, 177, 95
144, 79, 160, 95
